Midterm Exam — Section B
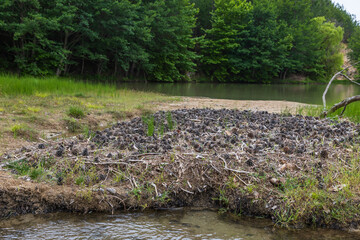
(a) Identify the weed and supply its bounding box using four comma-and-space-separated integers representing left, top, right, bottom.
27, 107, 41, 113
5, 159, 30, 175
75, 175, 85, 186
10, 124, 37, 140
29, 164, 46, 181
213, 189, 229, 208
64, 117, 82, 132
86, 103, 104, 109
76, 189, 93, 202
157, 191, 170, 203
159, 122, 165, 136
142, 115, 155, 136
166, 112, 175, 130
130, 186, 143, 201
11, 124, 24, 138
35, 92, 49, 98
114, 170, 126, 183
82, 125, 95, 139
67, 106, 85, 118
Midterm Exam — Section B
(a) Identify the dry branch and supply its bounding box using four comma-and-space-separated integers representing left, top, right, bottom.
321, 95, 360, 118
322, 61, 360, 117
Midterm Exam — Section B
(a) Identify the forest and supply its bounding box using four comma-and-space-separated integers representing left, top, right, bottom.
0, 0, 359, 82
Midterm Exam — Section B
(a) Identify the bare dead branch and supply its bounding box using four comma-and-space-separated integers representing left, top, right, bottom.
322, 61, 360, 110
321, 95, 360, 118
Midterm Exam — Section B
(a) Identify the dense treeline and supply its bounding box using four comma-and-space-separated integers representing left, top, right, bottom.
0, 0, 359, 82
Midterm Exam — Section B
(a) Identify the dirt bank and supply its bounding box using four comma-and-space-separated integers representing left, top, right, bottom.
156, 97, 309, 114
1, 107, 360, 229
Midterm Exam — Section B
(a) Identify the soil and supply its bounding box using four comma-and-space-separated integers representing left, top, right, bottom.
1, 105, 360, 229
156, 97, 308, 114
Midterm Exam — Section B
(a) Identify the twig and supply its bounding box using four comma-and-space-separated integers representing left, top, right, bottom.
180, 187, 194, 194
210, 163, 221, 174
107, 195, 126, 210
224, 167, 251, 175
39, 137, 48, 143
219, 156, 228, 169
85, 161, 128, 165
127, 153, 161, 158
151, 183, 159, 196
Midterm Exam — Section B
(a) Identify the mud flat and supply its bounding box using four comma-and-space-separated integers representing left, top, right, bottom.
1, 108, 360, 229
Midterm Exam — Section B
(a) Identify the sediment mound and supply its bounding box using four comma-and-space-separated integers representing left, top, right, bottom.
1, 109, 360, 228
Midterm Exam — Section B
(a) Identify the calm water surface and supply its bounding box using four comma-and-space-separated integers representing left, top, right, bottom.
1, 210, 359, 240
118, 82, 360, 105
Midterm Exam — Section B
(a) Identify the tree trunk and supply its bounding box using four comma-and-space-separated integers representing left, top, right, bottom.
56, 31, 69, 76
113, 59, 118, 76
130, 62, 136, 78
81, 57, 85, 75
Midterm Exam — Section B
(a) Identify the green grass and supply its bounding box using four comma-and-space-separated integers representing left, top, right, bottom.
277, 151, 360, 227
67, 106, 85, 118
0, 75, 178, 154
142, 115, 155, 136
297, 102, 360, 123
0, 74, 118, 97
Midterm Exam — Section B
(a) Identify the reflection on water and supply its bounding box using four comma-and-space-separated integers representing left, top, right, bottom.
1, 210, 359, 240
118, 82, 360, 105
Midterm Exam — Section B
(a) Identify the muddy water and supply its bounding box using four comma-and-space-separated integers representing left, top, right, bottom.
118, 82, 360, 105
1, 210, 358, 240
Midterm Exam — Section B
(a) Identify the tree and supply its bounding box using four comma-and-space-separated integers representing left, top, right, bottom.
144, 0, 198, 82
0, 0, 64, 75
201, 0, 253, 82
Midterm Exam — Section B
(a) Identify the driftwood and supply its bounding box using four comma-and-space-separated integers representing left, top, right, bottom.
321, 95, 360, 118
321, 62, 360, 118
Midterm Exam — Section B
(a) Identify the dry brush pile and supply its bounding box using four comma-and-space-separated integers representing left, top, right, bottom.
1, 108, 360, 228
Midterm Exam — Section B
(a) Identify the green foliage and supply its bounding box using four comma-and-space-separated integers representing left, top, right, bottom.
166, 112, 174, 130
29, 164, 46, 180
348, 29, 360, 65
11, 124, 25, 138
67, 106, 85, 119
201, 0, 253, 82
64, 117, 82, 133
0, 0, 357, 82
5, 159, 31, 176
142, 115, 155, 137
297, 102, 360, 123
75, 175, 85, 186
0, 74, 118, 96
10, 123, 37, 140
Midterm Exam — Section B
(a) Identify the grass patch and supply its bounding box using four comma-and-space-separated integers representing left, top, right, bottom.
10, 124, 37, 140
142, 115, 155, 137
297, 102, 360, 123
67, 106, 85, 118
64, 117, 82, 133
0, 74, 118, 97
276, 150, 360, 227
27, 107, 41, 113
5, 159, 31, 175
0, 74, 177, 153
